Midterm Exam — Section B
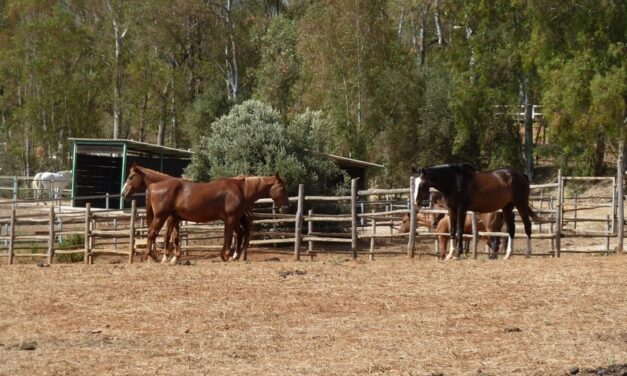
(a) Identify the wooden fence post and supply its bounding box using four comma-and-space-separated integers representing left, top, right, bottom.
350, 179, 358, 259
47, 205, 55, 265
555, 170, 563, 258
407, 177, 416, 258
617, 141, 624, 254
84, 203, 91, 264
369, 210, 376, 261
12, 176, 18, 209
307, 209, 314, 260
573, 195, 578, 230
539, 191, 544, 233
610, 177, 616, 234
471, 211, 478, 259
605, 215, 611, 255
8, 208, 15, 265
129, 200, 136, 264
294, 184, 304, 261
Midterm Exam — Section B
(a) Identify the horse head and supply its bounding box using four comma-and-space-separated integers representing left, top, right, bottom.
270, 173, 290, 213
398, 213, 410, 233
122, 163, 146, 200
411, 167, 431, 207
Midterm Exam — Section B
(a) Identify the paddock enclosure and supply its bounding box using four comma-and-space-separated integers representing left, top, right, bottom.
0, 160, 626, 375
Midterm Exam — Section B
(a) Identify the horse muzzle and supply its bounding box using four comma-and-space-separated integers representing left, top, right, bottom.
277, 205, 289, 214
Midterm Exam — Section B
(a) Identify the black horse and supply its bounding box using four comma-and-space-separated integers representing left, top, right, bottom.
412, 164, 540, 259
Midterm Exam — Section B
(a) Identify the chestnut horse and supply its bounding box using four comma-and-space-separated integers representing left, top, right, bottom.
399, 191, 447, 232
119, 165, 250, 263
399, 209, 504, 259
163, 174, 290, 263
122, 164, 288, 262
412, 164, 539, 260
437, 211, 504, 260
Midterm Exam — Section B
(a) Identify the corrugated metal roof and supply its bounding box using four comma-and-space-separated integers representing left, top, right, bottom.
69, 138, 193, 157
69, 138, 384, 169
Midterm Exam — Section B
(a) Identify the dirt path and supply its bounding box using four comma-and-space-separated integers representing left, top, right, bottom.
0, 255, 626, 375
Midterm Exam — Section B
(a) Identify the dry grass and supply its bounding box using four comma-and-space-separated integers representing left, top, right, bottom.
0, 254, 626, 376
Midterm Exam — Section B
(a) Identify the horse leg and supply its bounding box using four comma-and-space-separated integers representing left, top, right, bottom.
233, 212, 252, 261
241, 213, 253, 261
516, 205, 533, 258
146, 216, 168, 262
439, 235, 447, 260
221, 218, 236, 262
169, 219, 182, 265
502, 204, 516, 260
161, 217, 174, 264
445, 211, 458, 260
455, 209, 467, 259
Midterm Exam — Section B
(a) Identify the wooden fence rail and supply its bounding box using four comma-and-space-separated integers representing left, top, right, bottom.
0, 164, 625, 264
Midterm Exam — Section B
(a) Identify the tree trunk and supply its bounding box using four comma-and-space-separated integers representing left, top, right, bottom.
594, 134, 605, 176
519, 76, 534, 180
266, 0, 281, 19
157, 84, 169, 146
418, 3, 431, 65
434, 0, 444, 45
108, 2, 128, 140
397, 0, 404, 37
139, 92, 147, 142
224, 0, 239, 102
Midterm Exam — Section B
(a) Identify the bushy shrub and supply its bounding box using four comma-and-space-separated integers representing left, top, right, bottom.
185, 100, 348, 195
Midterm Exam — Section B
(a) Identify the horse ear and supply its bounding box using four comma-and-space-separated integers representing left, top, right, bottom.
411, 167, 418, 174
275, 172, 281, 180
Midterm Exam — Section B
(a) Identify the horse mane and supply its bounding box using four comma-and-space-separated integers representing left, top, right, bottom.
243, 176, 274, 201
135, 165, 173, 180
450, 163, 477, 176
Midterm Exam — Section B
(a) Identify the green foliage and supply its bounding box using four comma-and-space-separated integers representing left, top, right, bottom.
0, 0, 623, 181
184, 100, 348, 195
252, 17, 300, 115
55, 234, 85, 263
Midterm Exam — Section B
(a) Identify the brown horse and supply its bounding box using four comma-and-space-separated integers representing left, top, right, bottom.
398, 212, 441, 232
412, 164, 539, 260
122, 164, 288, 262
438, 211, 504, 260
163, 174, 290, 263
122, 163, 250, 264
400, 210, 504, 259
399, 191, 447, 232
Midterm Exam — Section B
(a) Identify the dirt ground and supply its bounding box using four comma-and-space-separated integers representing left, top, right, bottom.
0, 252, 626, 376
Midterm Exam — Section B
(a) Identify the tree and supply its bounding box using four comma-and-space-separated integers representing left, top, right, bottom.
184, 100, 348, 194
533, 0, 626, 175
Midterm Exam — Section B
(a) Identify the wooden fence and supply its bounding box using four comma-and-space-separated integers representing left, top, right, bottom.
0, 163, 625, 264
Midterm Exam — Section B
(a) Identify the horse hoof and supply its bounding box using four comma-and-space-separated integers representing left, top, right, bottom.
169, 257, 178, 265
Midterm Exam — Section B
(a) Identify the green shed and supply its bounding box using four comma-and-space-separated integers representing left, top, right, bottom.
69, 138, 192, 209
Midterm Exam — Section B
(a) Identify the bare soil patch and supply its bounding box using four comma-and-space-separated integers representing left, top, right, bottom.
0, 255, 625, 375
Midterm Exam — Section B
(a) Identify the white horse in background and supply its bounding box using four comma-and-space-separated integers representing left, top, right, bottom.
33, 170, 72, 204
32, 172, 45, 201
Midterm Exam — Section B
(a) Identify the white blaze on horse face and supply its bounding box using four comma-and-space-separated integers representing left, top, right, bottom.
413, 176, 422, 204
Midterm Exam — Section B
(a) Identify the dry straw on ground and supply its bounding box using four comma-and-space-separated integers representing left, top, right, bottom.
0, 253, 625, 376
